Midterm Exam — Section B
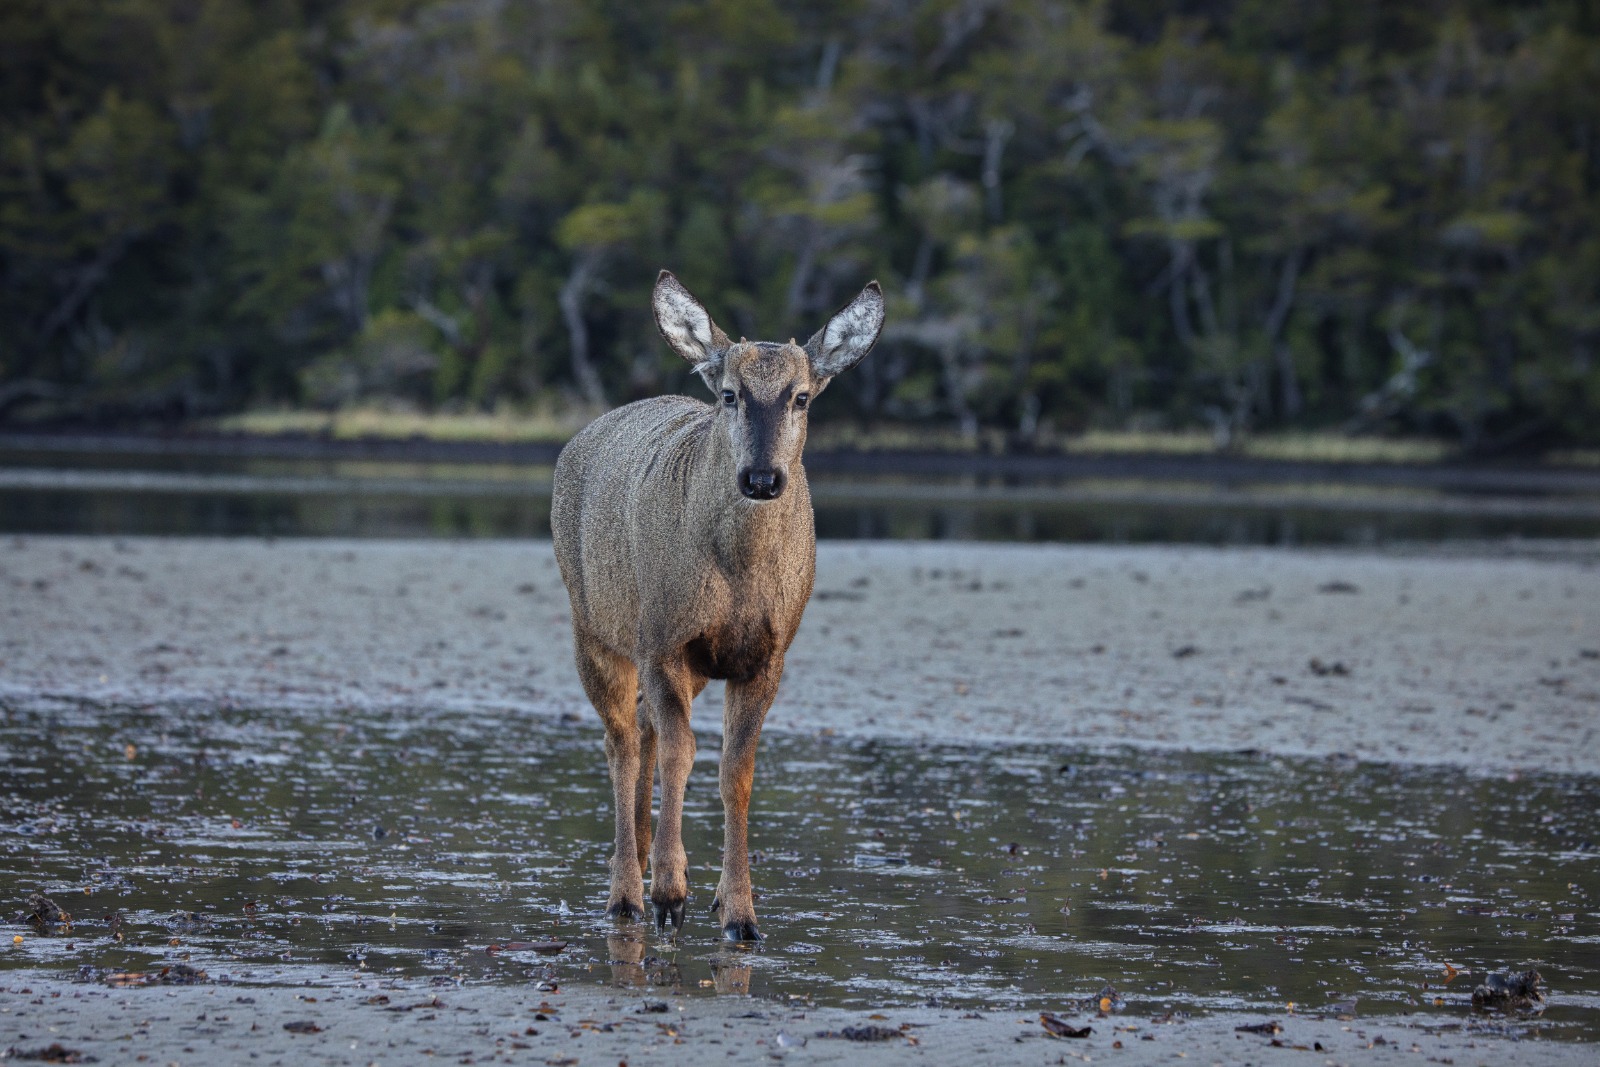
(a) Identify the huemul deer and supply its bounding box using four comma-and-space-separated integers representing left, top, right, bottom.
551, 270, 885, 941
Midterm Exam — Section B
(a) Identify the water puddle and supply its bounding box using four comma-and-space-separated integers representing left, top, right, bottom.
3, 699, 1596, 1039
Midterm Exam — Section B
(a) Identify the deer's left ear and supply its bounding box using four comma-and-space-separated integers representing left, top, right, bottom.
804, 281, 885, 379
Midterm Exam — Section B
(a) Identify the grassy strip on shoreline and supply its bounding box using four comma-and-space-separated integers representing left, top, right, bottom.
208, 405, 581, 445
206, 406, 1600, 467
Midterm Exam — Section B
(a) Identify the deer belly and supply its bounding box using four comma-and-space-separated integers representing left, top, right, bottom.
683, 618, 779, 683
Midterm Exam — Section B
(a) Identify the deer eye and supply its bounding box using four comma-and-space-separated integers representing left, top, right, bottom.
721, 390, 736, 406
794, 393, 809, 410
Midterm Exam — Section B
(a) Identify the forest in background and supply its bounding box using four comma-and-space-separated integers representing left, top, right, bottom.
2, 0, 1598, 453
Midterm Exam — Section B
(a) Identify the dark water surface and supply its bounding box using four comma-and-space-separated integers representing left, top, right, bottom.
3, 699, 1596, 1038
3, 446, 1600, 544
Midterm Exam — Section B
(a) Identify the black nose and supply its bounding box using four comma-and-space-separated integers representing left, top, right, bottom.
739, 468, 784, 500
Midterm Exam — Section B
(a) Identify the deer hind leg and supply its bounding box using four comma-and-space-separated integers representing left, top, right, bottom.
640, 656, 700, 932
715, 658, 782, 942
574, 630, 644, 922
632, 694, 655, 875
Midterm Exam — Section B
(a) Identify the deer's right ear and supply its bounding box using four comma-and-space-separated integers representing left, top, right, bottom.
653, 270, 731, 390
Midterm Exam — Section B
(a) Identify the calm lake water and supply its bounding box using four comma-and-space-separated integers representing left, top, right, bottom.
3, 699, 1595, 1038
3, 445, 1599, 545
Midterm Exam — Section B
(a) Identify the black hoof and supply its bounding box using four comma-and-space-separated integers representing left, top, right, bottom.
605, 900, 645, 922
653, 899, 686, 932
709, 896, 721, 915
722, 920, 762, 942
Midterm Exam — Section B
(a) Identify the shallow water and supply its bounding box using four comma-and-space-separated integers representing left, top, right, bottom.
3, 698, 1596, 1038
3, 447, 1599, 544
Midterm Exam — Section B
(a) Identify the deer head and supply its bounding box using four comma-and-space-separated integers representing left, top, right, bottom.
652, 271, 885, 500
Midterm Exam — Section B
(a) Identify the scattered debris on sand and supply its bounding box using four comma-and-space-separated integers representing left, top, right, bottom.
815, 1024, 906, 1042
1236, 1020, 1284, 1035
103, 963, 208, 987
485, 940, 567, 955
22, 893, 71, 927
1041, 1013, 1092, 1038
1472, 969, 1546, 1011
3, 1044, 96, 1063
1064, 983, 1125, 1015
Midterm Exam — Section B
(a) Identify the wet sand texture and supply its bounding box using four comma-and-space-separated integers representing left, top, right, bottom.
5, 976, 1594, 1067
2, 536, 1596, 774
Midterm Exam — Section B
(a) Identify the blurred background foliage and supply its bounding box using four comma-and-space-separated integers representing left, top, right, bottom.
1, 0, 1597, 453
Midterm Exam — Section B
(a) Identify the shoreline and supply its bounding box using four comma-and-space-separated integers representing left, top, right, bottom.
7, 428, 1600, 495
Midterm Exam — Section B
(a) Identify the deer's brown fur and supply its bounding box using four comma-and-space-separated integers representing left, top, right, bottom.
551, 270, 883, 940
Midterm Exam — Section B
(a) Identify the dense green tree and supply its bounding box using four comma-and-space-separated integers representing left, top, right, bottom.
0, 0, 1595, 452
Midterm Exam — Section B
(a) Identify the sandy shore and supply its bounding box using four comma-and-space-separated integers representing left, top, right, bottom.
3, 969, 1587, 1067
2, 536, 1596, 774
3, 535, 1598, 1066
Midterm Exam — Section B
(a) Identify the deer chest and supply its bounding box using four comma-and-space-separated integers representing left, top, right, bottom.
683, 613, 781, 683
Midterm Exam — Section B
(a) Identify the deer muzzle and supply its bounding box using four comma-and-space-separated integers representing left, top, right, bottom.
738, 467, 786, 500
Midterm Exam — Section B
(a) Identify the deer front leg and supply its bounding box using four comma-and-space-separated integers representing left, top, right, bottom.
632, 677, 704, 876
715, 660, 781, 942
601, 728, 645, 921
574, 632, 644, 922
641, 658, 697, 932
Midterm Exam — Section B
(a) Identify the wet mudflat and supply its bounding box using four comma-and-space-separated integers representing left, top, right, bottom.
3, 698, 1596, 1041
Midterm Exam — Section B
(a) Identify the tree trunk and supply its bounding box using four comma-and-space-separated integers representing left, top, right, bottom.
1166, 242, 1197, 350
1262, 249, 1304, 419
36, 233, 133, 347
815, 38, 841, 92
1275, 344, 1302, 419
981, 119, 1013, 223
783, 227, 819, 326
939, 340, 978, 441
906, 235, 934, 309
558, 248, 607, 409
